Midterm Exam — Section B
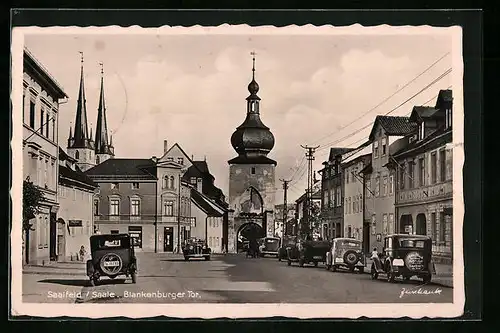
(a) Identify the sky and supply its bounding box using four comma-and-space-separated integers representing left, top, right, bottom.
24, 30, 453, 203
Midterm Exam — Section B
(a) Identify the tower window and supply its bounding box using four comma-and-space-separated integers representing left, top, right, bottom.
75, 151, 80, 159
251, 167, 256, 175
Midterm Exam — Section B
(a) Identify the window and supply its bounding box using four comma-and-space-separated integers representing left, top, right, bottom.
446, 149, 453, 181
111, 182, 119, 190
439, 212, 446, 242
39, 107, 45, 134
419, 122, 425, 140
373, 141, 379, 158
170, 176, 175, 189
51, 118, 56, 141
445, 108, 452, 128
371, 215, 376, 235
408, 160, 414, 189
177, 157, 184, 165
418, 157, 425, 186
431, 152, 437, 184
389, 213, 394, 235
381, 137, 387, 155
190, 177, 197, 185
347, 226, 352, 238
130, 199, 140, 216
110, 199, 120, 215
75, 150, 80, 160
96, 155, 100, 164
29, 100, 36, 128
382, 176, 388, 196
93, 199, 99, 215
323, 191, 328, 207
375, 176, 380, 197
164, 201, 174, 216
383, 214, 388, 235
251, 167, 256, 175
132, 182, 140, 189
45, 113, 50, 137
329, 189, 334, 208
431, 212, 437, 244
167, 157, 174, 161
110, 230, 119, 234
163, 175, 168, 188
399, 165, 405, 190
439, 150, 446, 182
336, 188, 341, 207
389, 175, 394, 195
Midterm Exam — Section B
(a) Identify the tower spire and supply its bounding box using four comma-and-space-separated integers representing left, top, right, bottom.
251, 51, 256, 80
95, 62, 112, 156
69, 51, 92, 149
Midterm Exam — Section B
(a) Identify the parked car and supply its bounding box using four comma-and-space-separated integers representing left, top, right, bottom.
278, 236, 297, 261
86, 233, 137, 286
258, 237, 281, 257
325, 238, 365, 273
370, 234, 436, 283
287, 239, 331, 267
182, 238, 211, 261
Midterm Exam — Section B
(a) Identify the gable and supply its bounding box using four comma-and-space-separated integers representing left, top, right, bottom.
157, 143, 193, 169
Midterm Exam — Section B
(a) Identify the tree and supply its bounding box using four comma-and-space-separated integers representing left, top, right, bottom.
23, 178, 45, 264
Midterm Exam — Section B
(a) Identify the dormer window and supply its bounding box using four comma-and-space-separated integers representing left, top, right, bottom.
381, 137, 387, 156
177, 157, 184, 165
445, 108, 452, 128
418, 122, 425, 140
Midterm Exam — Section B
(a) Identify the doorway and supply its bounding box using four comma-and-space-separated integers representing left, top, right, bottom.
164, 227, 174, 252
49, 213, 57, 261
416, 213, 427, 235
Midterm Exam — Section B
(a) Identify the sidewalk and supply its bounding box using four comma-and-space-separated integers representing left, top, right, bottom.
22, 261, 87, 276
363, 258, 453, 288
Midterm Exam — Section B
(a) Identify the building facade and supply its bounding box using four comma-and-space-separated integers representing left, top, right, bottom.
319, 148, 353, 240
66, 56, 114, 172
393, 90, 453, 264
57, 148, 97, 261
274, 203, 296, 238
22, 48, 68, 264
341, 150, 371, 242
227, 55, 276, 253
295, 187, 321, 239
361, 116, 417, 252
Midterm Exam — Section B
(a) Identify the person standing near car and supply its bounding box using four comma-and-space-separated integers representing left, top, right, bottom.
371, 247, 379, 259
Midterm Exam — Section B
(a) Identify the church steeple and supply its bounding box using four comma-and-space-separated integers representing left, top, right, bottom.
69, 52, 92, 149
94, 63, 114, 160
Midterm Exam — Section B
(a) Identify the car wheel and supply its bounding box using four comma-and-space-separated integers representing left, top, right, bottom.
326, 264, 331, 270
358, 266, 365, 274
313, 261, 318, 267
331, 265, 337, 272
205, 256, 211, 261
370, 264, 378, 280
423, 274, 432, 284
287, 260, 291, 266
299, 258, 304, 267
278, 257, 282, 262
349, 266, 355, 273
131, 272, 137, 284
184, 256, 189, 261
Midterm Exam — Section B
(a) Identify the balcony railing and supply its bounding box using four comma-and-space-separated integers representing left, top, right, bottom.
397, 180, 452, 205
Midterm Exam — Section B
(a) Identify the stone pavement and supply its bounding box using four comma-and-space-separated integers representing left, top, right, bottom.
363, 258, 454, 288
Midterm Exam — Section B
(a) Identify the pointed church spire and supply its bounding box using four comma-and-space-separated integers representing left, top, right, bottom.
95, 62, 112, 155
70, 52, 91, 148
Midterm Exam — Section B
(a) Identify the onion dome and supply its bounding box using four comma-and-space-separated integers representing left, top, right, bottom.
229, 53, 276, 165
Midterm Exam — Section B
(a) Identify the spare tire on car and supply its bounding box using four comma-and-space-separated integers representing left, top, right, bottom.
343, 250, 359, 266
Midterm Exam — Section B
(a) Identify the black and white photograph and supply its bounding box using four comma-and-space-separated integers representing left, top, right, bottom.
11, 23, 464, 318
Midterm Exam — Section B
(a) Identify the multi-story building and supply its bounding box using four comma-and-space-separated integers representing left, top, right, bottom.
22, 48, 68, 264
57, 148, 98, 261
360, 115, 417, 252
341, 147, 371, 243
295, 185, 321, 238
85, 141, 228, 253
393, 90, 453, 264
318, 148, 353, 240
274, 203, 296, 238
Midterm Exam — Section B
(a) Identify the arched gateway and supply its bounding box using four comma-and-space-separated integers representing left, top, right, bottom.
227, 53, 277, 253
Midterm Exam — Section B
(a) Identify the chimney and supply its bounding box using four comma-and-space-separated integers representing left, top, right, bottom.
163, 140, 168, 154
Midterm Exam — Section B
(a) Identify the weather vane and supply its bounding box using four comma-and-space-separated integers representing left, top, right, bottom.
99, 62, 103, 74
79, 51, 84, 63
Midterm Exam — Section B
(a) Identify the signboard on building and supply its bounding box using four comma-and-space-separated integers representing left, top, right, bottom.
68, 220, 83, 227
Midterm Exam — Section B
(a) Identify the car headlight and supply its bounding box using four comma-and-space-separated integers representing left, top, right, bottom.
189, 246, 193, 250
203, 245, 207, 249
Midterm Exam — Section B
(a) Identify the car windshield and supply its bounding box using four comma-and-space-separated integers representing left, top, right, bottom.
398, 239, 426, 248
265, 238, 279, 244
92, 237, 129, 250
338, 240, 361, 249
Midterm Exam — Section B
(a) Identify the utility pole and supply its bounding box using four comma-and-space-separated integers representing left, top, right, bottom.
300, 145, 320, 238
279, 179, 290, 238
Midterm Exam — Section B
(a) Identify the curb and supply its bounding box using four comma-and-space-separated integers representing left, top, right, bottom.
23, 270, 87, 277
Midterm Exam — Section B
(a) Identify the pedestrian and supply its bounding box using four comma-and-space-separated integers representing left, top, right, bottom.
371, 247, 379, 259
79, 245, 87, 261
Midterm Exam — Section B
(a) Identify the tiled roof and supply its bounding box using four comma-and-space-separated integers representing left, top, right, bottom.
410, 106, 440, 121
85, 158, 157, 180
59, 164, 97, 189
392, 127, 452, 159
182, 161, 225, 204
190, 188, 226, 217
369, 115, 418, 141
328, 147, 355, 161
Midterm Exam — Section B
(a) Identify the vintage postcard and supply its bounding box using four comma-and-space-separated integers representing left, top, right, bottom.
11, 23, 464, 318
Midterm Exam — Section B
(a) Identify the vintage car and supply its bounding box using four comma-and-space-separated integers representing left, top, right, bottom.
258, 237, 281, 257
278, 236, 297, 261
86, 233, 137, 286
287, 239, 331, 267
182, 238, 211, 261
370, 234, 436, 283
325, 238, 366, 273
